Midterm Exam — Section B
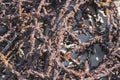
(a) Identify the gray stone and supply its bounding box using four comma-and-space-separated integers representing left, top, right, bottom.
80, 52, 88, 63
77, 34, 90, 42
63, 61, 69, 67
0, 26, 8, 36
71, 52, 79, 59
89, 44, 105, 68
75, 10, 82, 21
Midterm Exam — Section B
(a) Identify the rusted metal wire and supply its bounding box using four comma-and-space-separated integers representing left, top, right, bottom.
0, 0, 120, 79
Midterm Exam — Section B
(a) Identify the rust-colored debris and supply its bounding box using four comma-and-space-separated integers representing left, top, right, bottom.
0, 0, 120, 80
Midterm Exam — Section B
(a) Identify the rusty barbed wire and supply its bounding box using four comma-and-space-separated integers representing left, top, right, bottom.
0, 0, 120, 80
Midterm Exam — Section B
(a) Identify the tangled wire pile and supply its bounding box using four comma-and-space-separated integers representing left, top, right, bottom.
0, 0, 120, 80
